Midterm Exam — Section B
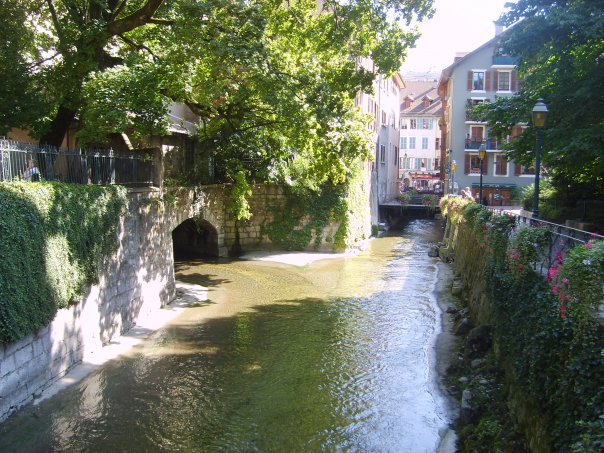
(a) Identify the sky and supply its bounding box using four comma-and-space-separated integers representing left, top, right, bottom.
401, 0, 514, 75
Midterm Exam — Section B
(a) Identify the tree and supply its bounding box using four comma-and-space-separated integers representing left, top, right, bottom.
478, 0, 604, 197
2, 0, 433, 189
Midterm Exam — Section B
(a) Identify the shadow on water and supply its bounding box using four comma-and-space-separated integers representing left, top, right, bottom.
0, 219, 453, 453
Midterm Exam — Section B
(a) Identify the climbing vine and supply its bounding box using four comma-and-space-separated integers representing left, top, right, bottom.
447, 202, 604, 451
0, 181, 127, 343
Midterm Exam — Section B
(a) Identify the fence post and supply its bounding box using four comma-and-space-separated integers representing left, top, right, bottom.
153, 146, 163, 189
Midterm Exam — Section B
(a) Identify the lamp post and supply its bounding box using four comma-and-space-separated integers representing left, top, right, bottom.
531, 99, 548, 218
478, 143, 486, 205
451, 160, 457, 194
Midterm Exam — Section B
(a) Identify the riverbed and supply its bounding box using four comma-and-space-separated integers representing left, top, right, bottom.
0, 219, 456, 452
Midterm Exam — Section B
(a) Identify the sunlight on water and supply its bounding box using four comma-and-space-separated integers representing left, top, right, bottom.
0, 219, 454, 453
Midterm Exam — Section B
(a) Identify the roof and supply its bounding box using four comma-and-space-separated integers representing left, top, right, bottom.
399, 81, 442, 116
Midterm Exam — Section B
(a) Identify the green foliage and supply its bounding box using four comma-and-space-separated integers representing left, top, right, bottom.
262, 183, 348, 251
481, 0, 604, 197
447, 206, 604, 451
0, 181, 127, 343
227, 170, 253, 221
3, 0, 434, 194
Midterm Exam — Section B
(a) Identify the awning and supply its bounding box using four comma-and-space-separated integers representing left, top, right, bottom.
410, 172, 440, 180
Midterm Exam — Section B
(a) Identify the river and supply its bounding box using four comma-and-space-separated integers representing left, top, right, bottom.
0, 219, 456, 452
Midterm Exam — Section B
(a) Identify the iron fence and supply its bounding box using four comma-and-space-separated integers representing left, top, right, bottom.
490, 207, 604, 275
0, 139, 155, 186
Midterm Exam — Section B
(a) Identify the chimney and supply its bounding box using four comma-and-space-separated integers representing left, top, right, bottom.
494, 21, 504, 36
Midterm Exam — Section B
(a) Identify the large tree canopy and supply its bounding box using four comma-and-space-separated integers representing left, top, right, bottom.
1, 0, 433, 187
478, 0, 604, 196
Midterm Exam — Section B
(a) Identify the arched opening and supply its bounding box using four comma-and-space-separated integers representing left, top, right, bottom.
172, 218, 219, 259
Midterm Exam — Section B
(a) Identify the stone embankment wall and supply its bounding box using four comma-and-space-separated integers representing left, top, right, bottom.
0, 188, 175, 422
1, 183, 347, 422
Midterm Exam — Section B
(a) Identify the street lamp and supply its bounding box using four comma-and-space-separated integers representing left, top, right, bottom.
478, 143, 486, 205
451, 160, 457, 194
531, 99, 548, 218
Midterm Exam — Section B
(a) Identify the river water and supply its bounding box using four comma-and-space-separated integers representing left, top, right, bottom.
0, 219, 455, 452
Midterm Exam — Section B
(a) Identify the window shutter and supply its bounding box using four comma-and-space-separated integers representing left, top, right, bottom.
464, 153, 471, 174
467, 71, 473, 90
482, 155, 489, 174
493, 71, 499, 90
514, 164, 521, 176
511, 126, 522, 139
485, 71, 492, 91
511, 71, 517, 92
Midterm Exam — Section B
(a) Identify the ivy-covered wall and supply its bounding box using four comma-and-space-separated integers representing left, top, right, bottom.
440, 196, 604, 452
0, 181, 128, 344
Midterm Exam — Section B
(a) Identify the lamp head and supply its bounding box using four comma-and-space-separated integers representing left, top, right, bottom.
478, 143, 486, 160
532, 99, 548, 128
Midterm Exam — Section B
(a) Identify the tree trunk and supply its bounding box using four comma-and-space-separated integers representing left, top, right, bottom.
39, 105, 77, 148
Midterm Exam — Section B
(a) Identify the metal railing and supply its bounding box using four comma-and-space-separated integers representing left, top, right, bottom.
489, 207, 604, 274
0, 139, 155, 186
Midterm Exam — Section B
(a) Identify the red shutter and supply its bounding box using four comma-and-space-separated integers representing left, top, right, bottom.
511, 71, 517, 92
511, 126, 522, 139
485, 71, 492, 91
514, 164, 521, 176
482, 155, 489, 174
464, 153, 470, 174
467, 71, 473, 91
493, 72, 499, 91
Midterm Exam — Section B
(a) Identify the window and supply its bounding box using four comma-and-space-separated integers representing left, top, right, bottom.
401, 156, 410, 170
520, 164, 535, 175
380, 144, 386, 162
497, 71, 511, 91
400, 137, 407, 149
494, 154, 508, 176
422, 137, 428, 149
473, 71, 485, 91
469, 154, 483, 174
435, 137, 440, 150
415, 158, 422, 170
400, 119, 407, 129
409, 119, 417, 129
381, 111, 387, 125
409, 137, 416, 149
394, 146, 398, 165
427, 158, 432, 170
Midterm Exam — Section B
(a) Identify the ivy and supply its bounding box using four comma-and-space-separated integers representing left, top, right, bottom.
0, 181, 127, 344
447, 203, 604, 451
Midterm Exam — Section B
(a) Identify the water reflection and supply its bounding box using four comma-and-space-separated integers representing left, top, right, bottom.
0, 219, 452, 452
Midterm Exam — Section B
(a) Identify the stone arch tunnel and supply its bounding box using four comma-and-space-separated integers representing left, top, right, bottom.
172, 218, 220, 259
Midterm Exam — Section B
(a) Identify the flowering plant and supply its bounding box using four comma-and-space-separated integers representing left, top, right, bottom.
546, 239, 604, 324
506, 225, 551, 279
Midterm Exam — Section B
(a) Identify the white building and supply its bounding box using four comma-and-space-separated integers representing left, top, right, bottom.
399, 81, 443, 192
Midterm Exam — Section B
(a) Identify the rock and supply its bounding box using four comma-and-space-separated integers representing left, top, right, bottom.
460, 389, 474, 423
458, 376, 469, 385
471, 358, 483, 368
428, 245, 439, 257
446, 306, 458, 314
465, 325, 493, 359
451, 280, 463, 296
454, 318, 472, 336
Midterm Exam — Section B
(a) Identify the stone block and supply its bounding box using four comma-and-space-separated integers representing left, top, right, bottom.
13, 344, 33, 369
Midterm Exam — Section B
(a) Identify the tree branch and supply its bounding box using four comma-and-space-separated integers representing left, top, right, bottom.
46, 0, 65, 44
147, 18, 174, 25
118, 34, 158, 60
107, 0, 166, 36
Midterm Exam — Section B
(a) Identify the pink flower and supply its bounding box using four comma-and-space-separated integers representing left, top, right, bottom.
585, 242, 593, 249
560, 305, 567, 319
517, 263, 523, 270
562, 277, 569, 285
546, 266, 558, 282
559, 292, 569, 302
552, 285, 559, 295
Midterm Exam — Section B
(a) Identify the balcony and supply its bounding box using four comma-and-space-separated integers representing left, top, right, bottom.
464, 138, 504, 151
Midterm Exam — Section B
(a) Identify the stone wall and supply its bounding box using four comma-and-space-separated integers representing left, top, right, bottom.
0, 188, 175, 422
0, 183, 352, 422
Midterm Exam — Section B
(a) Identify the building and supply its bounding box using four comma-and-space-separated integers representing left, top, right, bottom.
355, 58, 405, 222
399, 80, 443, 192
438, 34, 533, 205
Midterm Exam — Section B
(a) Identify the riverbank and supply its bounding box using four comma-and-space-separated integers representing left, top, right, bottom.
434, 261, 461, 452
